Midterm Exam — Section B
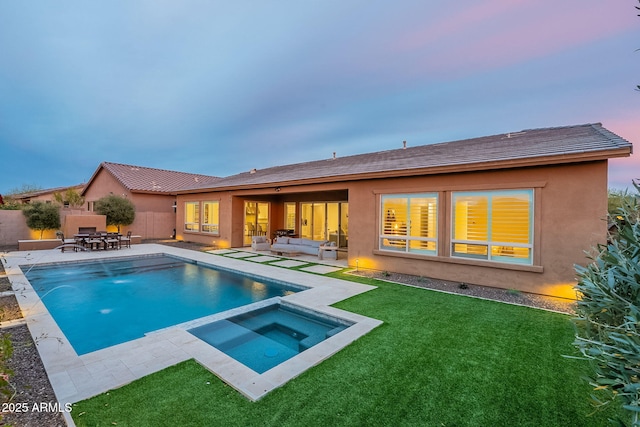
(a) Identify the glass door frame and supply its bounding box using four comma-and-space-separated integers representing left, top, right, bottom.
299, 201, 348, 248
244, 201, 269, 246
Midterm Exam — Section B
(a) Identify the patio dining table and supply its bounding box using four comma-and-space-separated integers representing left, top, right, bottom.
74, 233, 122, 251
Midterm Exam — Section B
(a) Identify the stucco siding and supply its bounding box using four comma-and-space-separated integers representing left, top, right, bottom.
351, 161, 608, 297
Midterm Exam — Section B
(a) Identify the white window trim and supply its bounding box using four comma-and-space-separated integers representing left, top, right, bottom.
451, 189, 533, 265
379, 193, 438, 256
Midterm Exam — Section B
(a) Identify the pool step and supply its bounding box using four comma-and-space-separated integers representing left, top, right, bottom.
189, 320, 256, 350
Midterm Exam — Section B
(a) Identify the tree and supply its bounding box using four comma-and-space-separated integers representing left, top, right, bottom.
21, 202, 61, 239
608, 189, 640, 222
94, 195, 135, 232
0, 195, 20, 211
572, 180, 640, 426
6, 184, 43, 197
53, 188, 85, 208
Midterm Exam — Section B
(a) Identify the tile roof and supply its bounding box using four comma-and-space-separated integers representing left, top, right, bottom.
182, 123, 632, 192
97, 162, 221, 193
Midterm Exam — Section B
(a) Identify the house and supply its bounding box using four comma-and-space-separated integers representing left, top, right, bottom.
81, 162, 220, 239
0, 163, 220, 246
174, 123, 632, 298
1, 184, 89, 242
12, 184, 85, 205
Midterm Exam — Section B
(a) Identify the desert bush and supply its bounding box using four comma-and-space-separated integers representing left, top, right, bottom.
572, 181, 640, 426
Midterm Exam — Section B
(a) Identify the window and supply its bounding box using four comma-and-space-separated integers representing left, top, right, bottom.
184, 202, 200, 231
380, 194, 437, 255
285, 203, 296, 230
452, 190, 533, 264
202, 201, 219, 234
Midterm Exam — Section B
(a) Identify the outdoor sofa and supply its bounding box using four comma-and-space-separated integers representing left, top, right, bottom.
270, 237, 337, 259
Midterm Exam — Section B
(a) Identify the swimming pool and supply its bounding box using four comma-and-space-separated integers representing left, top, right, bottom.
22, 254, 305, 355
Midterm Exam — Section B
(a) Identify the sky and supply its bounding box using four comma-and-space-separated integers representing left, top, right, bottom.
0, 1, 638, 194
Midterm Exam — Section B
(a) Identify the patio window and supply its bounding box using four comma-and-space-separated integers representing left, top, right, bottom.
184, 202, 200, 232
285, 203, 296, 230
380, 193, 438, 255
202, 201, 219, 234
452, 189, 533, 264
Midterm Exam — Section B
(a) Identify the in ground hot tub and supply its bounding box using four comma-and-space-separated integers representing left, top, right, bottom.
188, 302, 354, 373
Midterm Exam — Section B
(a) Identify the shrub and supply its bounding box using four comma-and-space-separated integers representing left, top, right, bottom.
572, 181, 640, 426
53, 188, 85, 208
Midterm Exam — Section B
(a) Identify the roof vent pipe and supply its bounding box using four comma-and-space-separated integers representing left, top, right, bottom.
403, 140, 407, 149
333, 152, 336, 159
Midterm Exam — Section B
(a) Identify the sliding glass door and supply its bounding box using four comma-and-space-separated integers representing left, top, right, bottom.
244, 202, 269, 246
300, 202, 348, 248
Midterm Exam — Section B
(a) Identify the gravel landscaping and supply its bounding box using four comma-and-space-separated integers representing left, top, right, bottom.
350, 270, 577, 315
1, 322, 66, 427
1, 258, 65, 427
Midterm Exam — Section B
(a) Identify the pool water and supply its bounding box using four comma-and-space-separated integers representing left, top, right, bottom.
23, 255, 303, 355
188, 303, 353, 373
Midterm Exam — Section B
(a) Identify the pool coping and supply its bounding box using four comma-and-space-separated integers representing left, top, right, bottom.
2, 244, 381, 406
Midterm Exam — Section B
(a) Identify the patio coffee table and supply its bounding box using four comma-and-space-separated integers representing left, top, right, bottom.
271, 249, 300, 257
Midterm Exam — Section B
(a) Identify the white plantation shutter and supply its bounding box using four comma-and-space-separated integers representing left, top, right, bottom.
408, 197, 437, 239
452, 190, 533, 264
380, 194, 438, 255
491, 195, 530, 244
453, 195, 488, 241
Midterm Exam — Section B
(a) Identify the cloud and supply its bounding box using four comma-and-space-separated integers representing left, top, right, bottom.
386, 0, 638, 79
0, 1, 638, 193
605, 116, 640, 190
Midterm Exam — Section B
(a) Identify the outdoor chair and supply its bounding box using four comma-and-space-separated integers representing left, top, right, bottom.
56, 232, 77, 252
73, 234, 88, 250
104, 232, 120, 250
251, 235, 270, 251
120, 231, 132, 248
86, 233, 104, 251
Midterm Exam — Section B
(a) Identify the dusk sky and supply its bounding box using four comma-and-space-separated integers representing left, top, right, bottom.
1, 1, 638, 194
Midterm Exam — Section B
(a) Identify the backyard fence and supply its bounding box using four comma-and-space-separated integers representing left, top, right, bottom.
0, 210, 175, 247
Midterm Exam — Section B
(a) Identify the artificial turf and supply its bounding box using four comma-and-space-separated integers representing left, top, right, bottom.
71, 274, 627, 426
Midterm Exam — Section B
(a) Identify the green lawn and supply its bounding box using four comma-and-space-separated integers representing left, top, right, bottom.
72, 273, 626, 426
